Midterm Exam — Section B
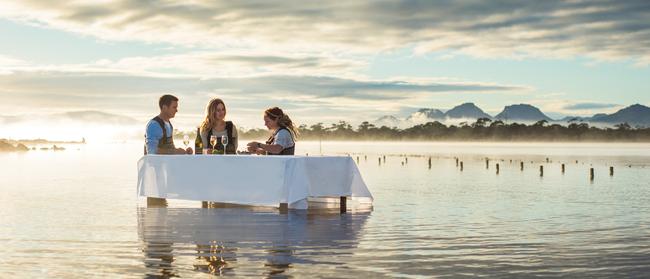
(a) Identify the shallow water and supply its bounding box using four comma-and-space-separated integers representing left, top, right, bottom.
1, 141, 650, 278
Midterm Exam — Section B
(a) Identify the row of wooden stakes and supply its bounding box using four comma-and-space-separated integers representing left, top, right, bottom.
354, 155, 614, 181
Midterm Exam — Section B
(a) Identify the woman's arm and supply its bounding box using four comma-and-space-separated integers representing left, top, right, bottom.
259, 142, 283, 154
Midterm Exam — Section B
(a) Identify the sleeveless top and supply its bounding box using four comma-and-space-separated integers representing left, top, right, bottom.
265, 127, 295, 155
206, 121, 236, 154
144, 116, 175, 155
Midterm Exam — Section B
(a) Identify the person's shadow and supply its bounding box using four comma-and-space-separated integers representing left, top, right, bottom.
138, 207, 371, 278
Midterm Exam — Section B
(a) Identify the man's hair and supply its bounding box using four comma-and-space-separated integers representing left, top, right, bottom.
159, 94, 179, 109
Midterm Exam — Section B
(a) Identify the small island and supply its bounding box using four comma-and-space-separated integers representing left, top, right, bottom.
0, 138, 84, 152
0, 139, 29, 152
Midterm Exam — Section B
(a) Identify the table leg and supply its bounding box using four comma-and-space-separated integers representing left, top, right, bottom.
147, 197, 167, 207
279, 203, 288, 214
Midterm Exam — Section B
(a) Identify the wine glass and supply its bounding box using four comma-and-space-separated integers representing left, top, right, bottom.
209, 135, 217, 154
182, 134, 190, 149
221, 135, 228, 155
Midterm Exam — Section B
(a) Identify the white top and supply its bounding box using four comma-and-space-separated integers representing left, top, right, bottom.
273, 129, 294, 149
200, 124, 238, 150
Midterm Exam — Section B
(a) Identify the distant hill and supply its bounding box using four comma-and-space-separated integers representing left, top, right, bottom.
374, 103, 650, 128
374, 115, 401, 127
444, 103, 492, 119
495, 104, 552, 122
406, 108, 445, 122
590, 104, 650, 126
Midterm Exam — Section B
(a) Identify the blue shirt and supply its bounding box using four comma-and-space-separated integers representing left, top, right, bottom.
145, 119, 172, 155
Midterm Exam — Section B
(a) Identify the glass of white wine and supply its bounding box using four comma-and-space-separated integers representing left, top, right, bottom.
221, 135, 228, 155
209, 135, 217, 154
182, 134, 190, 149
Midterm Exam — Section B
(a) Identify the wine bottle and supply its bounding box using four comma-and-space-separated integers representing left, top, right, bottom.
194, 127, 202, 154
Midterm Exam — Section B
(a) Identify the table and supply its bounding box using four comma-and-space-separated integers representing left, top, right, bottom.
137, 155, 373, 209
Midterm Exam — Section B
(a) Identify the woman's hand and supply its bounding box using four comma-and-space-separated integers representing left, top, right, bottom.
246, 141, 260, 153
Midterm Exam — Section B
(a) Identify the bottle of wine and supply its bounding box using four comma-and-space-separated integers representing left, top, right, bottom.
194, 127, 202, 155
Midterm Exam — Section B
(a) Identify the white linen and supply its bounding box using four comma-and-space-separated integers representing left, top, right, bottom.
137, 155, 373, 209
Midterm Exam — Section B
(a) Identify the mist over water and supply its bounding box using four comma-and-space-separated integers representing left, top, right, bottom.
1, 141, 650, 277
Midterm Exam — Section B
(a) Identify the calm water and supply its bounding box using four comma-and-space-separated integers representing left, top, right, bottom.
1, 141, 650, 278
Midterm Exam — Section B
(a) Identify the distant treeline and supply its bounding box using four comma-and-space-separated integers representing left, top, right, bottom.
236, 119, 650, 142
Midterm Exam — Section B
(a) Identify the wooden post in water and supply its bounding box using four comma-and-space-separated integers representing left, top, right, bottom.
428, 157, 432, 169
460, 161, 464, 171
485, 158, 489, 169
279, 203, 288, 214
340, 196, 347, 214
546, 157, 549, 163
539, 165, 544, 177
520, 162, 524, 171
455, 157, 459, 167
383, 155, 386, 163
496, 163, 500, 175
610, 166, 614, 176
561, 164, 565, 174
590, 168, 595, 181
405, 157, 408, 164
378, 157, 381, 166
364, 155, 367, 161
356, 156, 359, 164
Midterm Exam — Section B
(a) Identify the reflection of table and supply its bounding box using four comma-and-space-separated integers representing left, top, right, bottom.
137, 155, 373, 209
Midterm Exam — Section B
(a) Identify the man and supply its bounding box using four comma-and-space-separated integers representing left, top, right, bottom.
145, 94, 193, 155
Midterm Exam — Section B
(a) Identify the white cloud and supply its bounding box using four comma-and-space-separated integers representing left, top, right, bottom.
0, 70, 525, 127
1, 1, 649, 63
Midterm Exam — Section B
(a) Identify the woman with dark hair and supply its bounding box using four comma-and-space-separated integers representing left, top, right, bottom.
247, 107, 298, 155
200, 98, 238, 154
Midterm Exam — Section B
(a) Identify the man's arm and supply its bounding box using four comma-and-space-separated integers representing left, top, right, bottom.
145, 121, 162, 154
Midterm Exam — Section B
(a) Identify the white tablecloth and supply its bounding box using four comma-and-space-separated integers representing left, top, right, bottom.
137, 155, 373, 209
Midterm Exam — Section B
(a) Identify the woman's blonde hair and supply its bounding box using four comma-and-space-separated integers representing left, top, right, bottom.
265, 107, 299, 139
200, 98, 226, 133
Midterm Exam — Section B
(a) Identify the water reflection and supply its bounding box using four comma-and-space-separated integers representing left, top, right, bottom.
137, 207, 371, 278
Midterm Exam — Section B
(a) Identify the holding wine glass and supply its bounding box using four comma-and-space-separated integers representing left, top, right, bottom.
209, 135, 217, 154
221, 135, 229, 155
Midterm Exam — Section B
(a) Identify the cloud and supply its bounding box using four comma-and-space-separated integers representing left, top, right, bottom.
563, 102, 620, 110
2, 1, 650, 63
91, 51, 366, 77
0, 70, 524, 127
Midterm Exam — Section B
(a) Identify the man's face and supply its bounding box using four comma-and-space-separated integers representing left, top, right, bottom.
162, 101, 179, 119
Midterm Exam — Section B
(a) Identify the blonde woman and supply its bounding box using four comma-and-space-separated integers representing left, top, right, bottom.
200, 98, 238, 154
247, 107, 298, 155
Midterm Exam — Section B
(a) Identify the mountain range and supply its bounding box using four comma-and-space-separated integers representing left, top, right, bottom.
376, 103, 650, 128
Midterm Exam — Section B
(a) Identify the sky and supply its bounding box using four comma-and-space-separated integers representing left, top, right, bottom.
1, 0, 649, 140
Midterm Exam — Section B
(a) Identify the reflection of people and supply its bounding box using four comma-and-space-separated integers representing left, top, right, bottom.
194, 241, 237, 276
138, 207, 371, 277
247, 107, 298, 155
199, 98, 238, 154
145, 94, 193, 155
142, 240, 177, 278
